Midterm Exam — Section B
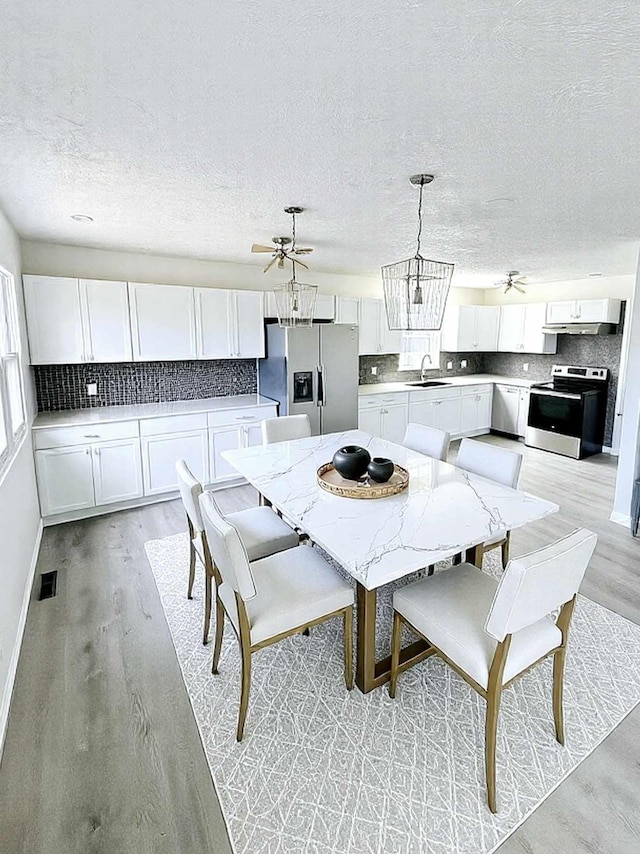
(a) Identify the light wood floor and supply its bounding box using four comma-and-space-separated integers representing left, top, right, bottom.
1, 436, 639, 853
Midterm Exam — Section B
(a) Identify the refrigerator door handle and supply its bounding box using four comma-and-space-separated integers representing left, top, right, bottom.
317, 366, 324, 406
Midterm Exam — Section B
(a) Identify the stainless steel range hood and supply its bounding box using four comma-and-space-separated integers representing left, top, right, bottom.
541, 322, 617, 335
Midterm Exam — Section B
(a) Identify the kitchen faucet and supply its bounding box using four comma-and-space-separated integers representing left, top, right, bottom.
420, 354, 433, 381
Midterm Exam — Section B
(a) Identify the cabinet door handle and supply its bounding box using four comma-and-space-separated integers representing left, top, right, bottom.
85, 448, 91, 455
94, 447, 100, 456
83, 434, 100, 438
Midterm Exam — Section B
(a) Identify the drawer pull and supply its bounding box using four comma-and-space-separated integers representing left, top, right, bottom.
235, 415, 256, 421
83, 434, 100, 438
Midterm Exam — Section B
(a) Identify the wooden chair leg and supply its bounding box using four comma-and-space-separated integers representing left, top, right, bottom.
553, 647, 567, 745
187, 524, 196, 600
344, 607, 354, 690
427, 565, 435, 576
202, 572, 212, 645
388, 610, 402, 699
485, 686, 503, 814
211, 596, 225, 674
501, 533, 511, 569
236, 643, 252, 742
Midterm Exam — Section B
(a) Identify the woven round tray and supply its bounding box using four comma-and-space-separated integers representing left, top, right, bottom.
317, 462, 409, 499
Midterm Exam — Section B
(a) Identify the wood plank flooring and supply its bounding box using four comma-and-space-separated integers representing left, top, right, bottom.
1, 437, 639, 853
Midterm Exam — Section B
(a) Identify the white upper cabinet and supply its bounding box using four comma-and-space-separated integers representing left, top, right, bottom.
359, 298, 402, 355
498, 303, 557, 354
335, 296, 360, 325
441, 305, 500, 352
196, 288, 233, 358
129, 283, 197, 361
80, 279, 132, 362
24, 276, 85, 364
233, 290, 265, 357
24, 275, 131, 364
546, 298, 621, 324
196, 288, 264, 358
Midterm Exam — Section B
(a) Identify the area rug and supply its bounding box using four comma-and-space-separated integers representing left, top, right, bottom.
145, 533, 640, 854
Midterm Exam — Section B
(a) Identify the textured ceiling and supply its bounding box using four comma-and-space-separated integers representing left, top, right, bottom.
2, 1, 640, 287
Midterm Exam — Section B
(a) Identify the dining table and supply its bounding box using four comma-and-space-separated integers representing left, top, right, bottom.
222, 429, 559, 693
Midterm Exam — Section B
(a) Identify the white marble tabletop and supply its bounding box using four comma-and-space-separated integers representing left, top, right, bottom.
223, 430, 559, 590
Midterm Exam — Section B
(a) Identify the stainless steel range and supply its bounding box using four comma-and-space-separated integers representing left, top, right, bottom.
525, 365, 609, 459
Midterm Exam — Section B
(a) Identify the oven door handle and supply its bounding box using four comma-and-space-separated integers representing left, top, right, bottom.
530, 388, 582, 400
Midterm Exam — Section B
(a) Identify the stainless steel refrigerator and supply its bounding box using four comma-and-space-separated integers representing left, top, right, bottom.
258, 323, 359, 435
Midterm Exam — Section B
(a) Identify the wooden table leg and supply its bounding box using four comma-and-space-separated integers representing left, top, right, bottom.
355, 582, 435, 693
465, 544, 484, 568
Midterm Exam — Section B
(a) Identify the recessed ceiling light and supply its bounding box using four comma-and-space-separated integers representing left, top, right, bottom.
71, 214, 93, 222
588, 272, 602, 277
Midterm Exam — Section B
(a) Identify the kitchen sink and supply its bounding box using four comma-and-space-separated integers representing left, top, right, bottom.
406, 380, 452, 388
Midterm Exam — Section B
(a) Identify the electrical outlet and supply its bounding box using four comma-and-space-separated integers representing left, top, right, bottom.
87, 383, 98, 396
461, 360, 467, 369
371, 366, 378, 375
447, 361, 453, 370
522, 363, 529, 372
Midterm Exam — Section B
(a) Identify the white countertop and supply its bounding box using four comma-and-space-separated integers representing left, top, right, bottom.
223, 429, 558, 590
32, 394, 278, 430
358, 374, 539, 396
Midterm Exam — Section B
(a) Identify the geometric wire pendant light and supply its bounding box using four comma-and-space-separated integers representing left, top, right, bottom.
273, 206, 318, 328
381, 174, 454, 330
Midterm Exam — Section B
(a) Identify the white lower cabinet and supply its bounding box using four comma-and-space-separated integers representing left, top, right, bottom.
358, 393, 409, 443
516, 388, 530, 438
460, 386, 492, 434
36, 446, 96, 517
409, 389, 462, 435
210, 427, 243, 481
92, 439, 143, 505
141, 431, 209, 496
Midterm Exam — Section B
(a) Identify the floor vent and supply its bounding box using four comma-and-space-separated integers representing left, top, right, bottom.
38, 570, 58, 601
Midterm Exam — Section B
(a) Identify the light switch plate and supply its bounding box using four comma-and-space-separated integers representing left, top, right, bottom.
447, 361, 453, 370
87, 383, 98, 396
461, 359, 467, 369
523, 363, 529, 372
371, 366, 378, 375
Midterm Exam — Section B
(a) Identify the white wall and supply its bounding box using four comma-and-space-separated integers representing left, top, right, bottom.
20, 239, 481, 305
483, 275, 634, 305
0, 209, 41, 753
612, 256, 640, 525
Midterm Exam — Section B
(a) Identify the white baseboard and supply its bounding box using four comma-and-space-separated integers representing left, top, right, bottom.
0, 518, 44, 757
610, 511, 632, 528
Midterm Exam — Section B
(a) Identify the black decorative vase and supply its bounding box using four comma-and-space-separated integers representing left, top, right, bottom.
367, 457, 394, 484
332, 445, 371, 481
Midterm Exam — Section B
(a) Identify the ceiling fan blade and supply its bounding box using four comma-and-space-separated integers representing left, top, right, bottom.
252, 243, 275, 253
292, 258, 309, 270
514, 284, 527, 294
294, 247, 313, 254
263, 257, 278, 273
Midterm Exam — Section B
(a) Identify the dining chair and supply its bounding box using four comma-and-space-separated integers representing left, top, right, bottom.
389, 528, 597, 812
455, 438, 523, 568
262, 414, 312, 445
199, 490, 355, 741
402, 422, 451, 462
175, 459, 299, 644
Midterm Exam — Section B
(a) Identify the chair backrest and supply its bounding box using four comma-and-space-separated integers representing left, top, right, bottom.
262, 414, 311, 445
403, 423, 451, 461
176, 459, 204, 533
456, 438, 523, 489
485, 528, 597, 641
198, 491, 257, 600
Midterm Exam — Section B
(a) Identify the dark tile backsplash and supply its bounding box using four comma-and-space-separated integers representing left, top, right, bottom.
34, 360, 258, 411
359, 351, 484, 385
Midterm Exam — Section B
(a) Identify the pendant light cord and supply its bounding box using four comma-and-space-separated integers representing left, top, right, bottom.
290, 211, 297, 284
416, 179, 424, 258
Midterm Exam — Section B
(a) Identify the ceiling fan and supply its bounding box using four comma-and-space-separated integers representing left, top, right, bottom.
495, 270, 527, 294
251, 206, 314, 273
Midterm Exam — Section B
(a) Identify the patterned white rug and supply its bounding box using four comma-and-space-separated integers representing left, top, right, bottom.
145, 533, 640, 854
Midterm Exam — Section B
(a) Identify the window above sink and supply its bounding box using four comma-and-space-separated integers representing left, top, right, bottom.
398, 330, 441, 371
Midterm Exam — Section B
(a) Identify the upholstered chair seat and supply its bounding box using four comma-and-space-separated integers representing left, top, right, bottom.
389, 528, 597, 813
200, 490, 355, 741
176, 459, 299, 645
